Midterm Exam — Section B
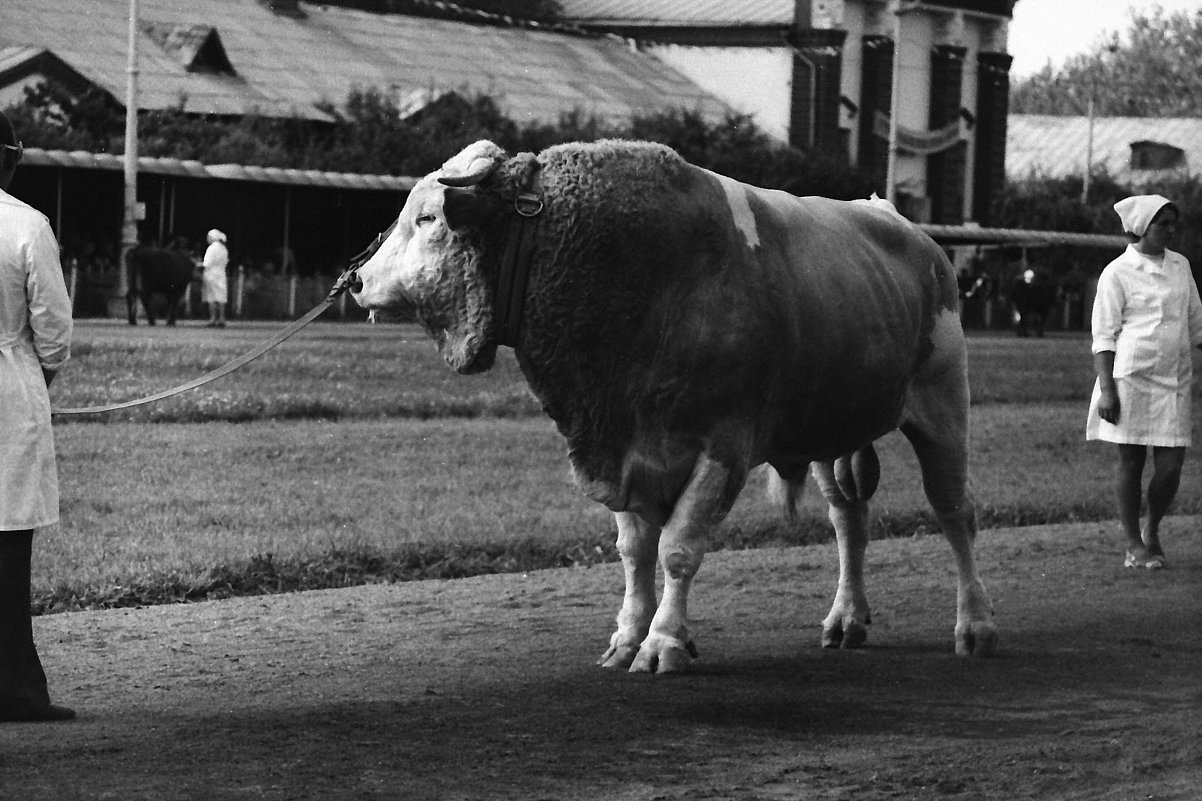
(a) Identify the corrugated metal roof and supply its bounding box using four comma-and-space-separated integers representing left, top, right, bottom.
558, 0, 794, 26
1007, 114, 1202, 183
1, 0, 730, 124
21, 147, 417, 190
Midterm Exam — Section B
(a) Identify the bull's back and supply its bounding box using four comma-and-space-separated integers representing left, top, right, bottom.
685, 170, 958, 459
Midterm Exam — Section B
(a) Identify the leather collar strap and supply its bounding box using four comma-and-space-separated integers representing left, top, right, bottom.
493, 159, 544, 349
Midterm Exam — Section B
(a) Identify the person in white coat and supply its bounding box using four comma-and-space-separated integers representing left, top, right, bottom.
0, 111, 74, 722
201, 228, 229, 327
1087, 194, 1202, 570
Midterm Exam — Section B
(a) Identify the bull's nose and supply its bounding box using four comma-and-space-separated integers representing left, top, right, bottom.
347, 271, 364, 294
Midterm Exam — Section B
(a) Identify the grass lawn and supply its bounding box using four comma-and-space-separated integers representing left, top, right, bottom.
31, 320, 1202, 612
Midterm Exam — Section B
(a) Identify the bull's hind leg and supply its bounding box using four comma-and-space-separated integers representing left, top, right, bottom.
598, 511, 660, 669
901, 324, 997, 656
812, 446, 880, 649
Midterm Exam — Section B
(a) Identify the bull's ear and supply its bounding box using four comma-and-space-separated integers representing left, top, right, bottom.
442, 187, 503, 231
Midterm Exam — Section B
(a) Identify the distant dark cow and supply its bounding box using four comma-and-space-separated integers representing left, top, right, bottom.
127, 243, 196, 325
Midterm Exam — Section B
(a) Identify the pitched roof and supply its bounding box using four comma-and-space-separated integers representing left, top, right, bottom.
0, 0, 729, 124
556, 0, 795, 26
1007, 114, 1202, 183
555, 0, 1015, 27
20, 147, 417, 190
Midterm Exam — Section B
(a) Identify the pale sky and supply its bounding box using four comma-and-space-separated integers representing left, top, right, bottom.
1008, 0, 1202, 78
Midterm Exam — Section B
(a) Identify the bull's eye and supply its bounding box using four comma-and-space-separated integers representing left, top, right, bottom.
415, 214, 437, 227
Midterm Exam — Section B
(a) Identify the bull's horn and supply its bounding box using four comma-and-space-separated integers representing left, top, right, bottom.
439, 156, 497, 187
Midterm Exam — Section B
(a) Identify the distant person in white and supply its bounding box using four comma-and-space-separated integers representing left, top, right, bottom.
202, 228, 229, 328
0, 109, 75, 722
1087, 194, 1202, 569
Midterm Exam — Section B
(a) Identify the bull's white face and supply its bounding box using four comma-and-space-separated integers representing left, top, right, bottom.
351, 175, 457, 314
349, 146, 500, 374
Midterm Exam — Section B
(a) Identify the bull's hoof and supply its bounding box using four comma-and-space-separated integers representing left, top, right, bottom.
822, 619, 869, 649
629, 641, 696, 674
955, 622, 998, 657
597, 644, 639, 670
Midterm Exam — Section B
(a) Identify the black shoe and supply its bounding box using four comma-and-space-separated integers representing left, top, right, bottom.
0, 700, 76, 722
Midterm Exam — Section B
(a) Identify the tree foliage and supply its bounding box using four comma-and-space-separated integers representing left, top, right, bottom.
4, 81, 874, 198
1011, 6, 1202, 116
3, 81, 125, 152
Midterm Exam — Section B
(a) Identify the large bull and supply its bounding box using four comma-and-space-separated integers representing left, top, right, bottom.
127, 241, 196, 325
351, 140, 997, 673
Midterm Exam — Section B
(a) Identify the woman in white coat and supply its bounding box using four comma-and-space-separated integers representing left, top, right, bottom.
202, 228, 229, 327
0, 111, 74, 722
1087, 194, 1202, 569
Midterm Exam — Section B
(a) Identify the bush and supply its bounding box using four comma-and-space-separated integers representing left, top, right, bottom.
7, 82, 875, 199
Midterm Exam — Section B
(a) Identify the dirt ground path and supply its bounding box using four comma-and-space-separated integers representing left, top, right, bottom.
3, 518, 1200, 801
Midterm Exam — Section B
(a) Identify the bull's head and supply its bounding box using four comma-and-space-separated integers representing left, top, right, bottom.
351, 140, 510, 373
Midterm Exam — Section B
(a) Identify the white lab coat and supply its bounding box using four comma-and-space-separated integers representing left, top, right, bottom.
0, 188, 72, 530
1087, 245, 1202, 446
201, 241, 229, 304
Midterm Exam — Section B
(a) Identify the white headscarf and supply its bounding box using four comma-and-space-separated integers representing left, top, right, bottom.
207, 228, 227, 243
1113, 194, 1173, 238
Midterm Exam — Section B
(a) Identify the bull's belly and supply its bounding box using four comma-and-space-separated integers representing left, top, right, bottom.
762, 379, 909, 465
767, 415, 898, 466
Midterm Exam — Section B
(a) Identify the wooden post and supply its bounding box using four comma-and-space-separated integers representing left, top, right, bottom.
235, 264, 245, 318
67, 260, 77, 313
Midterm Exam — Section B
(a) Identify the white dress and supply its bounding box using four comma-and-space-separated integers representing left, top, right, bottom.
201, 241, 229, 304
0, 188, 73, 530
1086, 245, 1202, 446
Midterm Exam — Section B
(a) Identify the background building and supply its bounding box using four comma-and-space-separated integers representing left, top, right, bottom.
560, 0, 1020, 225
1007, 115, 1202, 186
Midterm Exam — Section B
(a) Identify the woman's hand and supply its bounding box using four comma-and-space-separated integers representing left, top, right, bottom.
1097, 386, 1120, 424
1093, 350, 1119, 424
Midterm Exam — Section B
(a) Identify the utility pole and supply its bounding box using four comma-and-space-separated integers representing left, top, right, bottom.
885, 2, 903, 202
1082, 92, 1094, 204
118, 0, 140, 309
885, 0, 919, 203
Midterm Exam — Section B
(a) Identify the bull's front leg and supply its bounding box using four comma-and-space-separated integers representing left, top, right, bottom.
598, 511, 660, 669
627, 453, 734, 674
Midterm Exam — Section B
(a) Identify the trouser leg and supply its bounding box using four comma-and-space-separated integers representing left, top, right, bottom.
0, 531, 48, 704
0, 530, 73, 721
